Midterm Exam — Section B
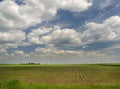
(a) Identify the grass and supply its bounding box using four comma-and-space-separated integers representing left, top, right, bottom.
0, 64, 120, 88
0, 80, 120, 89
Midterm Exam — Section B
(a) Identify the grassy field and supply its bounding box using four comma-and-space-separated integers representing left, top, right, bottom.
0, 80, 120, 89
0, 64, 120, 89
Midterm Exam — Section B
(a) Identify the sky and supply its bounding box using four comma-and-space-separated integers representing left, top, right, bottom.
0, 0, 120, 64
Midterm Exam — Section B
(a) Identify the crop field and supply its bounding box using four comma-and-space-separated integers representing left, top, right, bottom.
0, 64, 120, 89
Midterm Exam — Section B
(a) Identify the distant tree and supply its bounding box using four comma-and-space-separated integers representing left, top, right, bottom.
28, 62, 35, 64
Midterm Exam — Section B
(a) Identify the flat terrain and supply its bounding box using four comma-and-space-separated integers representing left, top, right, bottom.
0, 64, 120, 85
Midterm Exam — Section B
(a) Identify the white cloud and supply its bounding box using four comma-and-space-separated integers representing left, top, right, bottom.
0, 45, 119, 64
0, 30, 25, 50
0, 0, 29, 31
41, 28, 81, 46
13, 50, 26, 56
56, 0, 92, 12
0, 0, 92, 32
0, 0, 120, 63
0, 48, 7, 53
28, 26, 81, 47
28, 16, 120, 47
34, 47, 117, 60
27, 26, 55, 44
0, 43, 18, 49
82, 16, 120, 44
0, 0, 92, 51
99, 0, 115, 9
0, 31, 25, 43
104, 16, 120, 38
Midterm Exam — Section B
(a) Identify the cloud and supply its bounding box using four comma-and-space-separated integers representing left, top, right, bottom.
82, 16, 120, 44
99, 0, 116, 9
13, 50, 25, 56
0, 0, 119, 63
28, 26, 81, 47
0, 30, 25, 50
0, 30, 25, 51
0, 31, 25, 43
0, 0, 29, 31
56, 0, 92, 12
34, 47, 117, 60
0, 0, 92, 31
0, 0, 92, 51
42, 28, 81, 47
28, 16, 120, 50
27, 26, 55, 44
0, 48, 7, 53
0, 43, 119, 64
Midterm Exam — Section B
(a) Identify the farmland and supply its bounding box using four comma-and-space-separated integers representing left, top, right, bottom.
0, 64, 120, 89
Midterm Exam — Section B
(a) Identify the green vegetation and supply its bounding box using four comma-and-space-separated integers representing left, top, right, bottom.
0, 80, 120, 89
0, 64, 120, 89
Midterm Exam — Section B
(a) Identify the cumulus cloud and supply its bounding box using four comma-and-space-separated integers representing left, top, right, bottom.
56, 0, 92, 12
0, 0, 29, 31
27, 26, 56, 44
99, 0, 115, 9
0, 48, 7, 53
0, 44, 119, 64
0, 30, 25, 50
0, 0, 92, 52
0, 0, 119, 63
28, 16, 120, 49
0, 0, 92, 32
0, 31, 25, 43
42, 28, 81, 46
82, 16, 120, 44
34, 47, 117, 60
28, 26, 81, 47
13, 50, 25, 56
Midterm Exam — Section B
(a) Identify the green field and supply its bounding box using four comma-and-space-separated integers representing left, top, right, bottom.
0, 80, 120, 89
0, 64, 120, 89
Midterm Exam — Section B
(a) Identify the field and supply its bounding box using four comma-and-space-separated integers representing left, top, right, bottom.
0, 64, 120, 89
